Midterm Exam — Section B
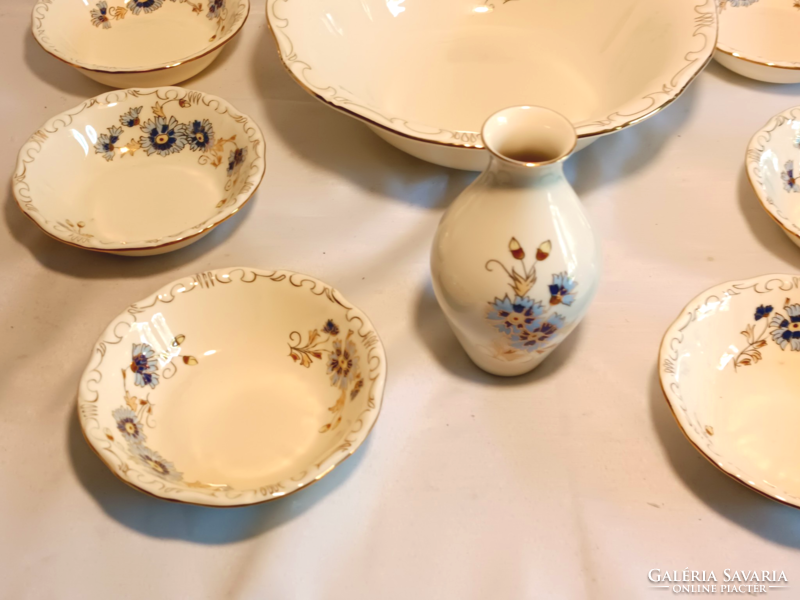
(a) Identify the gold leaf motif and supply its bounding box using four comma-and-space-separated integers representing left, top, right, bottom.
705, 425, 714, 436
121, 138, 142, 157
172, 334, 186, 347
152, 101, 166, 118
183, 356, 198, 366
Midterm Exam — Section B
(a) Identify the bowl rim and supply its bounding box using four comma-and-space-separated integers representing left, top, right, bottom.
265, 0, 718, 150
31, 0, 250, 74
77, 267, 388, 507
658, 273, 800, 510
745, 104, 800, 244
12, 86, 266, 253
717, 2, 800, 71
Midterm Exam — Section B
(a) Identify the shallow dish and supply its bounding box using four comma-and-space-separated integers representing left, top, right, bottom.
13, 87, 265, 256
32, 0, 249, 87
78, 268, 387, 507
659, 274, 800, 509
267, 0, 717, 170
746, 105, 800, 248
715, 0, 800, 83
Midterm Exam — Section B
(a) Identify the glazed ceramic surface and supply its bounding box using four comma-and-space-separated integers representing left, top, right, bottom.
267, 0, 717, 170
659, 274, 800, 509
13, 87, 265, 256
431, 106, 600, 376
32, 0, 249, 87
746, 105, 800, 248
715, 0, 800, 83
78, 268, 386, 507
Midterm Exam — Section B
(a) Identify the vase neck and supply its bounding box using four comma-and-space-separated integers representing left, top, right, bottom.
485, 155, 566, 186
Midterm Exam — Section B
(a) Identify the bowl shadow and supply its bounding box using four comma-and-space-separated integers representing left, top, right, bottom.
737, 164, 800, 271
648, 367, 800, 548
4, 182, 257, 278
413, 279, 582, 386
67, 407, 368, 544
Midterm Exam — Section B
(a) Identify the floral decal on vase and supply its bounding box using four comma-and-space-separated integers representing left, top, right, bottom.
484, 238, 578, 361
90, 0, 227, 39
288, 319, 365, 433
731, 299, 800, 370
104, 336, 226, 488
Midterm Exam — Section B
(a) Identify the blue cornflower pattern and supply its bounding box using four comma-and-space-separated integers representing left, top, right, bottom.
132, 444, 183, 482
112, 407, 147, 443
90, 1, 111, 28
549, 272, 577, 306
322, 319, 340, 336
771, 304, 800, 351
487, 295, 544, 334
227, 147, 247, 175
187, 119, 215, 152
127, 0, 164, 15
120, 106, 143, 128
130, 343, 160, 388
94, 126, 123, 161
726, 0, 760, 6
207, 0, 225, 19
511, 314, 565, 351
140, 116, 188, 157
328, 338, 359, 390
754, 305, 773, 321
782, 160, 800, 193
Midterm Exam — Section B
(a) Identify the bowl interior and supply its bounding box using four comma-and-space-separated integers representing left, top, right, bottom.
36, 0, 246, 70
748, 108, 800, 238
80, 269, 384, 505
661, 276, 800, 505
719, 0, 800, 63
273, 0, 713, 137
18, 88, 260, 250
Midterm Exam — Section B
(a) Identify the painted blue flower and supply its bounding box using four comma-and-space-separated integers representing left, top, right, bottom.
127, 0, 164, 15
487, 295, 544, 334
726, 0, 760, 6
131, 444, 182, 482
549, 272, 577, 307
187, 119, 214, 152
322, 319, 339, 336
754, 304, 773, 321
770, 305, 800, 351
511, 313, 565, 351
112, 407, 147, 443
328, 338, 359, 390
90, 1, 111, 28
140, 116, 188, 157
120, 106, 142, 128
207, 0, 225, 19
782, 160, 800, 193
130, 343, 159, 388
94, 126, 123, 161
227, 147, 247, 175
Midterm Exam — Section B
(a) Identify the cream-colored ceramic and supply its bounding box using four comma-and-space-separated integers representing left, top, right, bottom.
267, 0, 718, 171
715, 0, 800, 83
659, 274, 800, 509
431, 107, 600, 376
13, 87, 265, 256
746, 105, 800, 248
32, 0, 249, 88
78, 268, 386, 507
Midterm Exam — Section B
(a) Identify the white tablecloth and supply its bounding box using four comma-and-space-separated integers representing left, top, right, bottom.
3, 3, 800, 598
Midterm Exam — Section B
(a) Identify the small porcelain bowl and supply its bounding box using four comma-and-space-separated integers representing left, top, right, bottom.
32, 0, 249, 88
746, 105, 800, 248
13, 87, 265, 256
659, 274, 800, 509
715, 0, 800, 83
78, 268, 387, 507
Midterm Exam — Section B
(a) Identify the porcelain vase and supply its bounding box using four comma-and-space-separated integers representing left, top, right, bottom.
431, 106, 601, 376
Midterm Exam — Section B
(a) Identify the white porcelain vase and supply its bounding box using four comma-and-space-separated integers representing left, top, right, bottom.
431, 106, 601, 376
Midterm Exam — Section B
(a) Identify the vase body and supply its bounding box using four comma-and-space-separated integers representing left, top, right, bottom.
430, 106, 601, 376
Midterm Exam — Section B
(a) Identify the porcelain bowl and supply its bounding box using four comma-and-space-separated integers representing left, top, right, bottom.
746, 105, 800, 248
267, 0, 718, 170
13, 87, 265, 256
715, 0, 800, 83
32, 0, 250, 87
78, 268, 387, 507
659, 274, 800, 509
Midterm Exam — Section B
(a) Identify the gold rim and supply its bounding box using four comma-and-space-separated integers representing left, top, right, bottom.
265, 0, 717, 149
31, 0, 250, 75
657, 279, 800, 511
76, 269, 388, 507
716, 44, 800, 71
